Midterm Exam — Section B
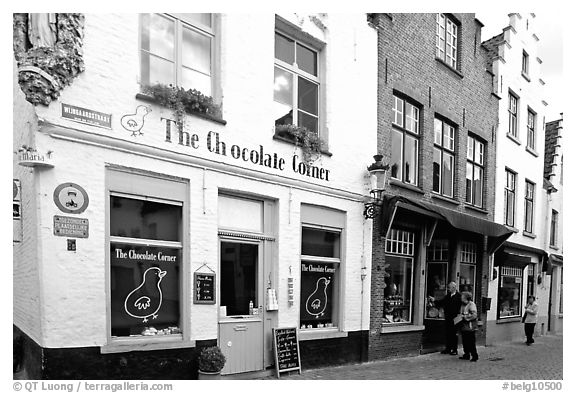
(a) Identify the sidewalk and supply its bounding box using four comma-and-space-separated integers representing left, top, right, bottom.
270, 334, 562, 380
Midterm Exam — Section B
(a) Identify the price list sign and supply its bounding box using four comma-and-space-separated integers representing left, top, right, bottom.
272, 327, 301, 378
193, 272, 216, 304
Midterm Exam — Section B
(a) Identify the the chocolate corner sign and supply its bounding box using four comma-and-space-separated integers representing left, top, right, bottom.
53, 183, 89, 214
62, 103, 112, 129
53, 215, 89, 238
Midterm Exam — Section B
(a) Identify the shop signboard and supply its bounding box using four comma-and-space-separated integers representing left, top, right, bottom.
272, 327, 301, 378
193, 272, 216, 304
53, 215, 89, 238
62, 103, 112, 129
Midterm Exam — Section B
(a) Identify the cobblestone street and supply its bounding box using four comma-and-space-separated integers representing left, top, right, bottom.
272, 335, 562, 380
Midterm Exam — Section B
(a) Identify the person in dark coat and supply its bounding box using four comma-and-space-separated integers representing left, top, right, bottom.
429, 281, 461, 355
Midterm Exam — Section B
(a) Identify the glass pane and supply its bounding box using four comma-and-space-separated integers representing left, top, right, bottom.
383, 255, 413, 324
298, 77, 318, 115
465, 162, 473, 203
273, 67, 293, 106
426, 262, 448, 319
467, 136, 474, 160
275, 33, 294, 64
220, 242, 258, 316
459, 264, 475, 301
301, 227, 340, 258
498, 275, 522, 317
296, 43, 317, 76
442, 153, 454, 197
218, 195, 263, 233
405, 103, 419, 134
475, 140, 484, 164
444, 124, 454, 151
182, 27, 211, 75
147, 55, 174, 86
434, 119, 442, 145
473, 167, 483, 206
110, 196, 181, 242
300, 262, 336, 328
433, 148, 441, 192
111, 244, 181, 337
390, 130, 403, 180
404, 135, 418, 185
298, 111, 318, 135
178, 13, 211, 28
141, 14, 175, 61
393, 97, 404, 127
181, 67, 211, 95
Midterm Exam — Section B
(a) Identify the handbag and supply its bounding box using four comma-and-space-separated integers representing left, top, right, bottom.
461, 319, 478, 332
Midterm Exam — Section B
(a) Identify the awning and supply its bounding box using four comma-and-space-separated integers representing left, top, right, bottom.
493, 247, 532, 268
380, 195, 513, 254
549, 254, 563, 265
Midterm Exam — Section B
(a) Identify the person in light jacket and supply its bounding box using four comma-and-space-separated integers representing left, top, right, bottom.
458, 291, 479, 362
523, 295, 538, 345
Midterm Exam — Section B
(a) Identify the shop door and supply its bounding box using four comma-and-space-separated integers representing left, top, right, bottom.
218, 240, 264, 375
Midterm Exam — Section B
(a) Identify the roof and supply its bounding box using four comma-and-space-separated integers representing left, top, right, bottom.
481, 33, 504, 72
544, 119, 562, 179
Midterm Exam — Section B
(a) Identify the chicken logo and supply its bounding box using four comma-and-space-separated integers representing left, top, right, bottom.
124, 267, 166, 323
305, 277, 331, 318
120, 105, 151, 136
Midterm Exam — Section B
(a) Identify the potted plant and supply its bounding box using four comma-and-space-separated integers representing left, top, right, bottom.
197, 346, 226, 380
274, 124, 326, 163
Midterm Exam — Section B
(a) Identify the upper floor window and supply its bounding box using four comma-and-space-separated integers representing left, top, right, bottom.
504, 169, 517, 227
466, 135, 485, 207
436, 14, 458, 69
508, 92, 519, 138
550, 209, 558, 246
273, 32, 320, 135
522, 51, 529, 76
140, 14, 214, 96
527, 109, 536, 150
433, 118, 455, 198
391, 95, 420, 186
524, 180, 535, 234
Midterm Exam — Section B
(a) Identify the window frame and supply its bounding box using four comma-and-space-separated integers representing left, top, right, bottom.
436, 13, 459, 69
433, 117, 456, 198
425, 239, 449, 321
391, 94, 421, 186
550, 209, 558, 246
497, 265, 524, 319
504, 169, 517, 227
459, 241, 477, 302
524, 179, 535, 234
522, 50, 530, 76
527, 109, 536, 151
139, 13, 216, 96
508, 92, 519, 138
465, 134, 485, 207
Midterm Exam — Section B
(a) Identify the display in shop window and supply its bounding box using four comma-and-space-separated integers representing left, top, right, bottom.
425, 262, 448, 319
300, 262, 335, 329
382, 256, 413, 324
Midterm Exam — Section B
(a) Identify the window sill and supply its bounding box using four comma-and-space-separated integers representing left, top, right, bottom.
298, 328, 347, 341
135, 93, 227, 125
464, 204, 488, 214
522, 231, 536, 239
521, 72, 531, 82
272, 133, 333, 157
525, 146, 539, 157
506, 133, 522, 145
431, 193, 460, 206
380, 324, 424, 334
505, 225, 519, 233
389, 179, 424, 194
435, 58, 464, 79
549, 244, 559, 251
496, 317, 522, 324
100, 335, 195, 354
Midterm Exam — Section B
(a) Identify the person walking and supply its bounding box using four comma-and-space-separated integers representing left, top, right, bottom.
523, 295, 538, 345
429, 281, 461, 355
458, 291, 479, 362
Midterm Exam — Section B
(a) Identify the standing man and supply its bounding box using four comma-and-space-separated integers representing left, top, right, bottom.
430, 281, 461, 355
523, 295, 538, 345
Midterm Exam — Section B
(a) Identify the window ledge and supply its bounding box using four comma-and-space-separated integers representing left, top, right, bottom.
101, 336, 195, 354
298, 328, 347, 341
525, 146, 539, 157
435, 58, 464, 78
505, 225, 519, 233
431, 193, 460, 206
272, 133, 333, 157
496, 317, 522, 324
491, 92, 502, 100
380, 324, 424, 334
521, 72, 531, 82
135, 93, 227, 125
549, 244, 559, 250
506, 133, 522, 145
389, 179, 424, 194
523, 231, 536, 239
464, 204, 488, 214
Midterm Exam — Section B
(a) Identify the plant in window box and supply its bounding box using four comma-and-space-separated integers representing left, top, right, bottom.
197, 346, 226, 380
142, 83, 222, 124
274, 124, 326, 163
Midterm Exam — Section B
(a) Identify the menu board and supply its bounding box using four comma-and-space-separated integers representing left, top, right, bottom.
193, 272, 216, 304
272, 327, 301, 378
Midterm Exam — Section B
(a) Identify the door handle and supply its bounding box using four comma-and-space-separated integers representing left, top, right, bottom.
234, 325, 247, 331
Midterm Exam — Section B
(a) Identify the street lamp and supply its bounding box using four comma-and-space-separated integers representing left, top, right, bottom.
363, 154, 389, 219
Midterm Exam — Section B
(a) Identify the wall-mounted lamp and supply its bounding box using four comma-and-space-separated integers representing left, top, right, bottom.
363, 154, 389, 219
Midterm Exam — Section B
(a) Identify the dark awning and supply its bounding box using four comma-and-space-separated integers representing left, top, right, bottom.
380, 195, 513, 254
549, 253, 563, 265
494, 247, 532, 268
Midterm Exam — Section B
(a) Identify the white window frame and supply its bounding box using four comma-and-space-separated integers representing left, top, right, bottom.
433, 118, 455, 198
504, 169, 517, 227
524, 180, 535, 234
459, 241, 477, 302
391, 95, 420, 186
508, 93, 519, 138
522, 50, 529, 76
527, 109, 536, 150
384, 229, 415, 324
466, 135, 485, 207
436, 13, 458, 69
497, 265, 523, 319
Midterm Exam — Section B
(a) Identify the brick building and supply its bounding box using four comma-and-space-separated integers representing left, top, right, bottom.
13, 13, 377, 379
367, 13, 512, 360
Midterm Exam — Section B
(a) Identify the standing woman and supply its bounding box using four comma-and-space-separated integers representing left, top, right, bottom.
523, 295, 538, 345
459, 291, 479, 362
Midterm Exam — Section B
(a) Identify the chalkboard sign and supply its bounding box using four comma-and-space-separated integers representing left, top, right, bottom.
272, 327, 301, 378
193, 272, 216, 304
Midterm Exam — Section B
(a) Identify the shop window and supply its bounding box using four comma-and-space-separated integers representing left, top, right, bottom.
466, 135, 485, 207
140, 13, 215, 96
391, 95, 420, 186
433, 118, 455, 198
110, 195, 183, 338
497, 265, 523, 319
273, 31, 321, 135
425, 240, 448, 320
300, 226, 340, 329
524, 180, 535, 234
436, 13, 459, 69
384, 229, 415, 324
459, 242, 477, 301
504, 169, 517, 227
